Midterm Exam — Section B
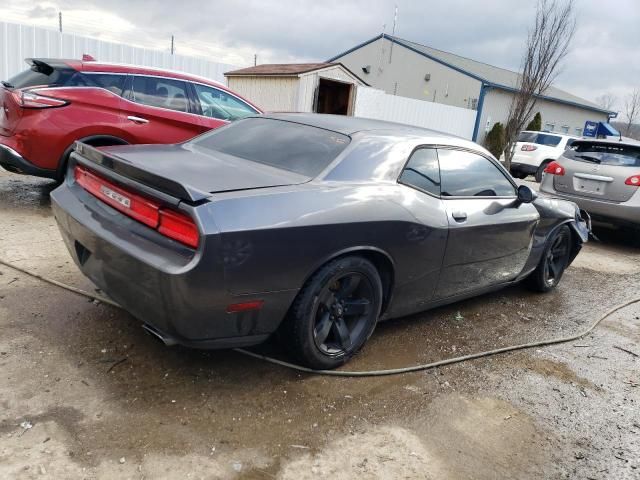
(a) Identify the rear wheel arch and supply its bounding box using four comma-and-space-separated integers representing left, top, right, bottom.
299, 247, 395, 317
56, 135, 129, 180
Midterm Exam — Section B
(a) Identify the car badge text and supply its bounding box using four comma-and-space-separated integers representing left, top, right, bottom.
100, 186, 131, 208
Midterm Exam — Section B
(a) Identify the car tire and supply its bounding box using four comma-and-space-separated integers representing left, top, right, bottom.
525, 225, 572, 293
511, 171, 528, 180
282, 256, 383, 369
535, 161, 551, 183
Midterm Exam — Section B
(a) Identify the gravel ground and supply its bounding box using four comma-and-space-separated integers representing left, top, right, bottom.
0, 170, 638, 479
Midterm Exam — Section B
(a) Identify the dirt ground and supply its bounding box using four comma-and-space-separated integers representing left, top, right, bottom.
0, 170, 638, 480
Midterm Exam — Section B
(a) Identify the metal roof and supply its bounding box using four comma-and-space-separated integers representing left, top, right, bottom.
329, 34, 611, 114
225, 63, 339, 76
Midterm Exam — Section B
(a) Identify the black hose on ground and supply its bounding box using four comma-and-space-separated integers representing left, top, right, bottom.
2, 257, 638, 378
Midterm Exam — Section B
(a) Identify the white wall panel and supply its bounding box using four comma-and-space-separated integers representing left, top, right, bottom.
227, 76, 299, 112
354, 86, 477, 139
0, 21, 239, 84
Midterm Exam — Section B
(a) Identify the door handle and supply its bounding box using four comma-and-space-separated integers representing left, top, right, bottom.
452, 211, 467, 222
127, 115, 149, 124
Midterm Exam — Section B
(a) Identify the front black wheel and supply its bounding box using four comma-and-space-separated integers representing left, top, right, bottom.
526, 225, 572, 292
282, 256, 383, 369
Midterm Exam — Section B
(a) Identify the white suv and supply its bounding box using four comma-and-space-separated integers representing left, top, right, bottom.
508, 131, 578, 182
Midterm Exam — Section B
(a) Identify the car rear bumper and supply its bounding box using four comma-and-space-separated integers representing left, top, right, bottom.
50, 181, 296, 349
0, 142, 57, 178
540, 179, 640, 226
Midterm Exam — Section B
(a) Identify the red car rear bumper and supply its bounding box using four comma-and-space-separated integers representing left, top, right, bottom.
0, 139, 57, 178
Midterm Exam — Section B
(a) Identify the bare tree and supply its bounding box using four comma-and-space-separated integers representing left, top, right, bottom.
503, 0, 576, 170
623, 89, 640, 136
595, 93, 617, 111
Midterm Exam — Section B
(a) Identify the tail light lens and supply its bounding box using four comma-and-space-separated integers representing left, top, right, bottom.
74, 165, 199, 248
10, 90, 68, 109
158, 209, 199, 248
543, 161, 565, 176
75, 166, 160, 227
521, 144, 538, 152
625, 175, 640, 186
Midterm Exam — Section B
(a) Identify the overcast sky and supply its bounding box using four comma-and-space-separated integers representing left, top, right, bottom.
3, 0, 639, 109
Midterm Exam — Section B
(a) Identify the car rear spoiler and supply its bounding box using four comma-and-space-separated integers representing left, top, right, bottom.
71, 142, 211, 203
25, 58, 55, 75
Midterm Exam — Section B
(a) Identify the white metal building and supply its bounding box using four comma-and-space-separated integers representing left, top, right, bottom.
329, 34, 611, 143
225, 63, 367, 114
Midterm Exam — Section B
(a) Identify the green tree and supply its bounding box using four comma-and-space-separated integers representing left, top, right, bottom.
484, 122, 506, 159
526, 112, 542, 131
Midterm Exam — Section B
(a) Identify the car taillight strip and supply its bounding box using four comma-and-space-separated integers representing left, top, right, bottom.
11, 90, 68, 109
158, 209, 199, 248
74, 165, 199, 248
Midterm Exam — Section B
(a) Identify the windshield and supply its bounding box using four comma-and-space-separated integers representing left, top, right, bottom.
517, 132, 562, 147
193, 118, 351, 177
565, 143, 640, 167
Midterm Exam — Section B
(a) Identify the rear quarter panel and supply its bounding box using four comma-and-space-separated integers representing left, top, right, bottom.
206, 182, 449, 317
21, 87, 127, 170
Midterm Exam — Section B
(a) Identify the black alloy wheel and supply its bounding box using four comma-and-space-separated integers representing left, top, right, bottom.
543, 231, 570, 287
282, 256, 383, 369
312, 272, 375, 356
525, 225, 572, 292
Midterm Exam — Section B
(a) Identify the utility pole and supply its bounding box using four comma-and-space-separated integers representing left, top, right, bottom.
389, 5, 397, 63
254, 54, 257, 66
170, 35, 175, 55
58, 12, 62, 33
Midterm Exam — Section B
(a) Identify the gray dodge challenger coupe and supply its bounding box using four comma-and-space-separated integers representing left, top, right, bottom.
51, 114, 590, 369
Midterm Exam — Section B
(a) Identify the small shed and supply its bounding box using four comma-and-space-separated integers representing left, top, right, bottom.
225, 63, 367, 115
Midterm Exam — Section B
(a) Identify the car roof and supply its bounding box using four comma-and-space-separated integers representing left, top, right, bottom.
260, 113, 484, 149
30, 58, 225, 88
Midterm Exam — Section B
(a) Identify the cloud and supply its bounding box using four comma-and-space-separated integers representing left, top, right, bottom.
28, 5, 57, 18
5, 0, 640, 106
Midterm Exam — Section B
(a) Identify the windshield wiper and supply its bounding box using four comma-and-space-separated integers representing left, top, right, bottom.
1, 80, 14, 88
575, 154, 601, 164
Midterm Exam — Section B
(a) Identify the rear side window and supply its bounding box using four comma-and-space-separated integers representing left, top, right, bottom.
193, 83, 257, 121
7, 66, 75, 89
517, 132, 562, 147
70, 73, 126, 95
438, 149, 515, 197
128, 76, 190, 112
565, 143, 640, 167
194, 118, 350, 177
399, 148, 440, 196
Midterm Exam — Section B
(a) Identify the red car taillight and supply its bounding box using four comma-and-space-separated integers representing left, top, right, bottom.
625, 174, 640, 186
158, 209, 199, 248
75, 166, 160, 227
521, 144, 538, 152
74, 165, 199, 248
543, 161, 565, 176
10, 90, 69, 109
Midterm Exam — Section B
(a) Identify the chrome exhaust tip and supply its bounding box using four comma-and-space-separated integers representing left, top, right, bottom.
142, 323, 178, 347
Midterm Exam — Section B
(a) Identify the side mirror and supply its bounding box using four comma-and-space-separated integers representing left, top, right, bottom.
516, 184, 537, 204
